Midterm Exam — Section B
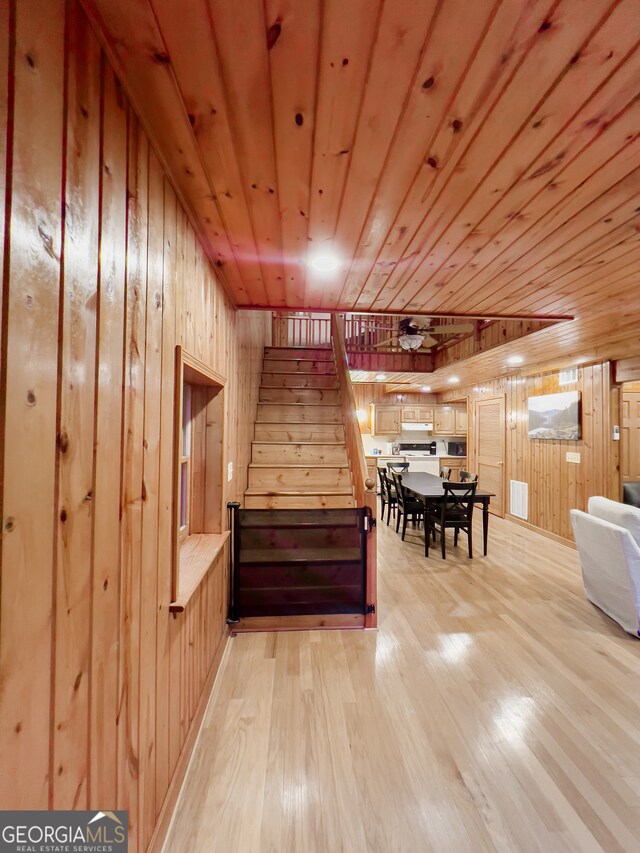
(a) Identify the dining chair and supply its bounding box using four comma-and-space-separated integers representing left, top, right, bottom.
387, 461, 409, 473
459, 470, 478, 483
392, 472, 424, 541
429, 481, 478, 559
439, 467, 452, 480
382, 471, 398, 525
377, 467, 387, 519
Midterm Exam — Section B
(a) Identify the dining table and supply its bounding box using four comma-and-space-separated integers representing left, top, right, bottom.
398, 472, 496, 557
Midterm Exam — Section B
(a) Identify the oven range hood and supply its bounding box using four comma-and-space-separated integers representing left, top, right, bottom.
401, 422, 433, 431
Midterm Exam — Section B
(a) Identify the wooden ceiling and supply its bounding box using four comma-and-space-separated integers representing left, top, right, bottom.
83, 0, 640, 369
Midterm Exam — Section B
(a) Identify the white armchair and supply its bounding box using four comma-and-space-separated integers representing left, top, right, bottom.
570, 498, 640, 637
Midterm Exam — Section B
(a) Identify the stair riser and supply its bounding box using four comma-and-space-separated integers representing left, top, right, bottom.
248, 468, 352, 489
262, 359, 336, 374
259, 387, 340, 404
264, 347, 333, 360
261, 373, 338, 389
257, 404, 342, 424
254, 424, 346, 442
245, 495, 356, 510
252, 443, 348, 465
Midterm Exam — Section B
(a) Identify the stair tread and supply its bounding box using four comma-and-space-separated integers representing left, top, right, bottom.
252, 441, 345, 446
258, 402, 340, 407
245, 486, 353, 497
249, 462, 349, 469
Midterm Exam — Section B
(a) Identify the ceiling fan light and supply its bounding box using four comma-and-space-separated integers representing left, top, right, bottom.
399, 334, 424, 351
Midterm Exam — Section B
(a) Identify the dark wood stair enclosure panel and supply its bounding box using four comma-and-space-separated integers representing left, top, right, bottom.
228, 507, 374, 619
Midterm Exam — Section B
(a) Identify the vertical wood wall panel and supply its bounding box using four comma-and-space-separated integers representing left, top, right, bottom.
53, 3, 101, 808
0, 2, 270, 850
439, 363, 618, 542
0, 0, 65, 808
90, 57, 128, 810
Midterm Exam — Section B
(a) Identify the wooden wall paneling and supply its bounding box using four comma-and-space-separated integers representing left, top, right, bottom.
353, 0, 504, 311
375, 0, 618, 313
0, 0, 64, 809
204, 390, 224, 533
117, 116, 149, 853
53, 4, 101, 809
265, 0, 319, 307
440, 364, 618, 542
80, 0, 247, 301
138, 147, 164, 851
330, 0, 439, 309
157, 176, 176, 805
0, 0, 271, 844
150, 0, 266, 305
89, 56, 128, 811
0, 0, 8, 332
405, 3, 640, 316
306, 0, 382, 306
205, 0, 286, 306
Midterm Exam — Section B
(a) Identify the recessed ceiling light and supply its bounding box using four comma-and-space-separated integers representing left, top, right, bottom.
507, 355, 524, 365
375, 373, 386, 381
308, 253, 340, 273
421, 385, 431, 392
448, 376, 460, 384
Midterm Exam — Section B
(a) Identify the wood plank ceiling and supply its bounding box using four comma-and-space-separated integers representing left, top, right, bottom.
84, 0, 640, 356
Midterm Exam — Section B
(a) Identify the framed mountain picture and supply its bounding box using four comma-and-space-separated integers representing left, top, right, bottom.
528, 391, 581, 440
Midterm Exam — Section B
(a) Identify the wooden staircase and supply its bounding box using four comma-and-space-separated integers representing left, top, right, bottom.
244, 346, 356, 509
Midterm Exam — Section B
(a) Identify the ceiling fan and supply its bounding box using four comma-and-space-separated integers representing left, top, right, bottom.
373, 317, 475, 350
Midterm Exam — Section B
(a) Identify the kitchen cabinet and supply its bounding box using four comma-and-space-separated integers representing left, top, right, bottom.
401, 406, 433, 422
433, 407, 456, 435
370, 404, 401, 435
455, 408, 468, 435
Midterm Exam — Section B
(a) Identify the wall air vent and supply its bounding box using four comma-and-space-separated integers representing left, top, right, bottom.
510, 480, 528, 521
558, 368, 578, 386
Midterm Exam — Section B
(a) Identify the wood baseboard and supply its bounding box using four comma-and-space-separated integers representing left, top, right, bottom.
148, 627, 231, 853
506, 514, 576, 549
231, 613, 366, 633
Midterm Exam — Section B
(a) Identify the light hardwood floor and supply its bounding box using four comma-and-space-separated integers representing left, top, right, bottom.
163, 509, 640, 853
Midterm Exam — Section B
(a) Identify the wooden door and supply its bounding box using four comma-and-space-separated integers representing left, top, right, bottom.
401, 406, 418, 422
475, 397, 505, 517
622, 385, 640, 481
417, 407, 434, 422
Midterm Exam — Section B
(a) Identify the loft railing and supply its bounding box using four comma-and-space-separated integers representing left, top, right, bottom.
271, 312, 331, 348
331, 314, 377, 627
272, 311, 405, 353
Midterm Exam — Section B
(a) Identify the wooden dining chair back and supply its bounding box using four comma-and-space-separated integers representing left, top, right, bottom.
387, 461, 409, 473
380, 470, 398, 525
431, 481, 478, 559
459, 470, 478, 483
439, 467, 452, 480
391, 471, 424, 541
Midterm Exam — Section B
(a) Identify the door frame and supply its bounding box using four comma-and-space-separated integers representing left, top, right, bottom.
473, 395, 506, 518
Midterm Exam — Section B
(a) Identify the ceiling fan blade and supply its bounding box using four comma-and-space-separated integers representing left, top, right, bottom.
422, 323, 475, 335
419, 334, 439, 348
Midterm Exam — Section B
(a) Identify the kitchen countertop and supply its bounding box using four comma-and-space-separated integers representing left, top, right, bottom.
366, 453, 466, 460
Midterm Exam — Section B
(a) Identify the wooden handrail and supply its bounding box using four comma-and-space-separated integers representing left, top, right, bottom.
331, 314, 377, 627
331, 315, 370, 503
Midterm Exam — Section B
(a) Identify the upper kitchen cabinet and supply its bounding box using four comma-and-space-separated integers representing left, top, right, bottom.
401, 406, 434, 423
371, 404, 401, 435
433, 407, 456, 435
455, 408, 468, 435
